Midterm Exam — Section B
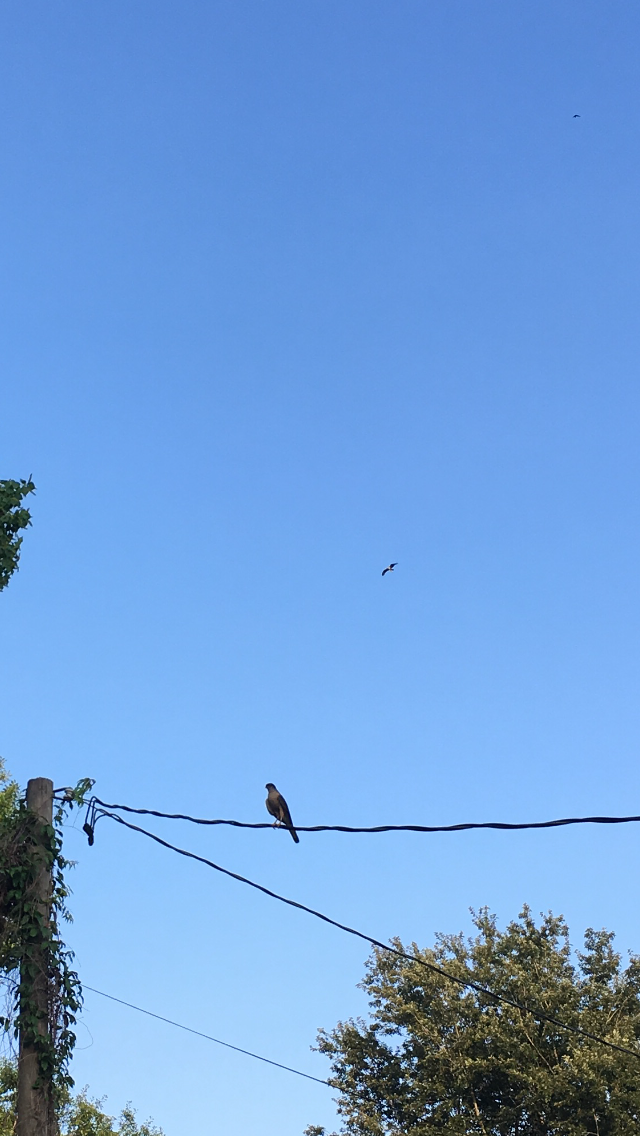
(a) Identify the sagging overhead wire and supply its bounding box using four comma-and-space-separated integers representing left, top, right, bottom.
84, 986, 328, 1086
86, 797, 640, 836
94, 808, 640, 1064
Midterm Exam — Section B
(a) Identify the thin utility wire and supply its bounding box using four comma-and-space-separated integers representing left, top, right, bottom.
89, 797, 640, 835
98, 810, 640, 1063
84, 986, 328, 1086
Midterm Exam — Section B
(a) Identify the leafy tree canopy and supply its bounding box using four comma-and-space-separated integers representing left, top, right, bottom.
307, 907, 640, 1136
60, 1088, 165, 1136
0, 1061, 164, 1135
0, 478, 35, 592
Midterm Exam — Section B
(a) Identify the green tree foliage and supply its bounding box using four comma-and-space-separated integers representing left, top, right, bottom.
0, 478, 35, 592
0, 764, 19, 827
0, 1059, 16, 1136
308, 907, 640, 1135
0, 763, 163, 1133
0, 1063, 164, 1135
0, 773, 83, 1106
60, 1090, 165, 1135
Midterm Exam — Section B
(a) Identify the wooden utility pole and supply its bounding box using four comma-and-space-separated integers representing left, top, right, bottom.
17, 777, 54, 1136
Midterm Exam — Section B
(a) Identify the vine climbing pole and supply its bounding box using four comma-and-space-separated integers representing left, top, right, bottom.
17, 777, 54, 1136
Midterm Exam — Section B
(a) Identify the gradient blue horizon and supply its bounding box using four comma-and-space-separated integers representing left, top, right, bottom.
2, 3, 640, 1132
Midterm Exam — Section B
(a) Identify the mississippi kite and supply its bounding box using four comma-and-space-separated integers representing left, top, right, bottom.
265, 783, 299, 843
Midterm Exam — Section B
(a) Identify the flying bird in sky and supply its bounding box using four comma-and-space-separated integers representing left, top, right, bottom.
382, 563, 398, 576
265, 783, 299, 843
573, 114, 581, 117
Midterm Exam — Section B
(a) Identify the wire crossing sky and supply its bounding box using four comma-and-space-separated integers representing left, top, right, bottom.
3, 3, 640, 1133
83, 987, 329, 1086
86, 795, 640, 834
97, 809, 640, 1063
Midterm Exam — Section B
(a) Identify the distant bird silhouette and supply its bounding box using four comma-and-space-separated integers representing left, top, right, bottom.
382, 563, 398, 576
265, 783, 299, 843
573, 114, 581, 117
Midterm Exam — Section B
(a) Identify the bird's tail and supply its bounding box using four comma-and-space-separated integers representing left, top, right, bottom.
289, 826, 300, 844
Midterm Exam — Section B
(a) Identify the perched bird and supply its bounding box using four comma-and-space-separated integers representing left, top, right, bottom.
382, 563, 398, 576
573, 114, 581, 117
265, 783, 299, 843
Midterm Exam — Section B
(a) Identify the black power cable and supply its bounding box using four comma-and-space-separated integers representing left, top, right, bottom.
83, 986, 328, 1086
89, 797, 640, 835
98, 809, 640, 1063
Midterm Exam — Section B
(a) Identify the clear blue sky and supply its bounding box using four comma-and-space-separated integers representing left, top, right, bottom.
2, 2, 640, 1132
